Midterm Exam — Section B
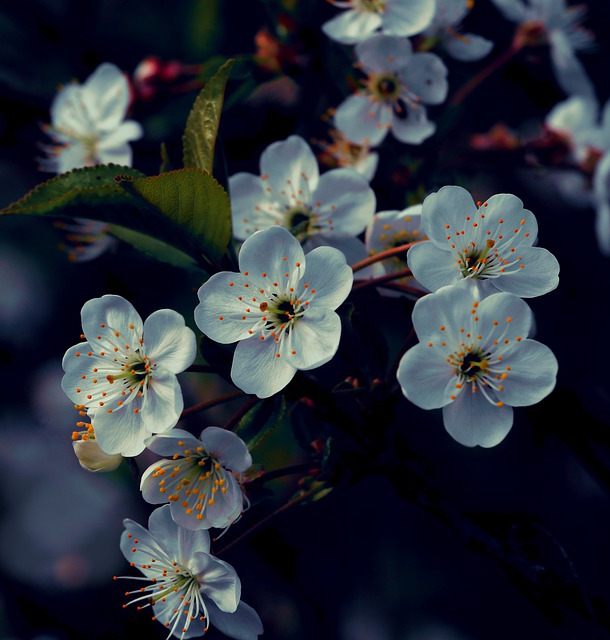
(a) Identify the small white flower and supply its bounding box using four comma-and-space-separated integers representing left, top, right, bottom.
407, 185, 560, 298
397, 286, 558, 447
230, 135, 375, 264
322, 0, 436, 45
491, 0, 595, 97
141, 427, 252, 530
316, 128, 379, 182
40, 62, 143, 173
61, 295, 197, 457
424, 0, 494, 62
334, 35, 448, 146
194, 226, 353, 398
361, 205, 426, 293
118, 505, 263, 640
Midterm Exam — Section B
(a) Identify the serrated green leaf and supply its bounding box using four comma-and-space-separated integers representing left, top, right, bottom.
235, 395, 286, 451
183, 59, 234, 173
117, 169, 231, 269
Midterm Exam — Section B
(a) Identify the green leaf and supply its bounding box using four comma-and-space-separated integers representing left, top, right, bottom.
235, 395, 286, 451
183, 59, 234, 173
117, 169, 231, 269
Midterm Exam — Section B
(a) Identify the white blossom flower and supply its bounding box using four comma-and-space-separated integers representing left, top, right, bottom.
322, 0, 436, 45
61, 295, 197, 457
141, 427, 252, 530
229, 135, 375, 264
118, 505, 263, 640
194, 226, 353, 398
424, 0, 494, 62
40, 62, 143, 173
491, 0, 595, 97
397, 285, 558, 447
407, 185, 560, 298
334, 35, 448, 146
361, 205, 426, 294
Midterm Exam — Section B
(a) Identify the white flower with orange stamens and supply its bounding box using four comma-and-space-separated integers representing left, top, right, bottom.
334, 35, 448, 146
117, 505, 263, 640
194, 226, 353, 398
322, 0, 436, 45
140, 427, 252, 530
407, 186, 560, 298
61, 295, 197, 457
229, 135, 375, 264
397, 286, 558, 447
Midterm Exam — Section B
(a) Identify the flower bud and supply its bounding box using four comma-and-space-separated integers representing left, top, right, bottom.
73, 438, 123, 473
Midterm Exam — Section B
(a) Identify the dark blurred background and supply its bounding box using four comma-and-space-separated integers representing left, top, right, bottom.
2, 1, 610, 639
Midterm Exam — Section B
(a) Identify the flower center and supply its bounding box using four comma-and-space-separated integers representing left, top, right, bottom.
285, 206, 315, 241
370, 73, 401, 104
458, 351, 489, 379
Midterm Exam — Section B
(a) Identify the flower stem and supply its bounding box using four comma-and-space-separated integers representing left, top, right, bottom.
180, 391, 244, 420
351, 268, 414, 292
449, 44, 521, 107
351, 242, 418, 273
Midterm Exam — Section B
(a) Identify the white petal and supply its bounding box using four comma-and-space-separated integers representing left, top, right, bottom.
312, 168, 375, 235
81, 62, 130, 132
390, 105, 436, 144
444, 33, 494, 62
397, 343, 456, 409
489, 0, 528, 23
80, 294, 143, 352
355, 34, 413, 74
231, 337, 297, 398
97, 120, 143, 148
207, 599, 264, 640
421, 185, 478, 246
322, 9, 382, 45
409, 285, 473, 342
334, 94, 392, 146
92, 396, 148, 456
240, 226, 305, 279
402, 53, 448, 105
407, 241, 460, 291
259, 135, 319, 196
381, 0, 437, 37
229, 172, 280, 240
120, 517, 167, 576
298, 245, 353, 309
549, 30, 595, 98
97, 143, 132, 166
476, 293, 533, 346
141, 373, 183, 434
283, 308, 342, 370
143, 309, 196, 373
194, 554, 241, 613
496, 340, 558, 407
200, 426, 252, 472
195, 272, 262, 344
492, 247, 560, 298
442, 389, 514, 447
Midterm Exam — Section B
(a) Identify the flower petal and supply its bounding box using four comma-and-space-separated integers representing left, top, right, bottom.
335, 94, 392, 146
231, 336, 297, 398
143, 309, 197, 373
356, 34, 413, 74
229, 172, 282, 240
80, 295, 143, 352
194, 554, 241, 613
401, 53, 448, 105
297, 245, 353, 309
381, 0, 436, 37
199, 427, 252, 473
259, 135, 319, 197
81, 63, 130, 132
492, 247, 560, 298
92, 396, 148, 456
312, 168, 376, 235
444, 32, 494, 62
282, 308, 342, 370
421, 185, 478, 246
321, 9, 382, 45
442, 389, 514, 447
141, 372, 183, 434
390, 105, 436, 144
407, 240, 459, 291
207, 599, 264, 640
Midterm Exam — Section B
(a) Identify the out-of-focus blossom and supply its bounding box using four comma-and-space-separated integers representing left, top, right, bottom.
361, 205, 426, 294
314, 128, 379, 181
195, 226, 353, 398
61, 295, 196, 456
545, 95, 610, 253
322, 0, 436, 45
132, 55, 204, 101
407, 185, 560, 298
40, 62, 142, 173
470, 123, 521, 150
229, 135, 375, 263
334, 36, 448, 146
141, 427, 252, 530
53, 218, 117, 263
491, 0, 595, 97
423, 0, 494, 61
397, 285, 558, 447
118, 505, 263, 639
